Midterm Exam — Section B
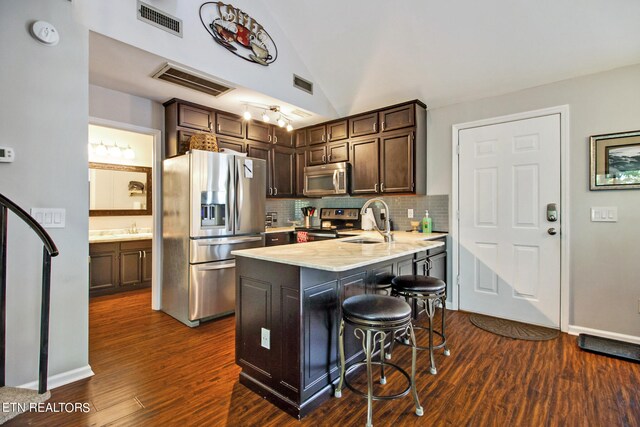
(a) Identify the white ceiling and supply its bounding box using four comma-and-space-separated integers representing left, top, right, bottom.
89, 0, 640, 123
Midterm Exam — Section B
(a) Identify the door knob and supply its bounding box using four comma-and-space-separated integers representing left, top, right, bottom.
547, 228, 557, 235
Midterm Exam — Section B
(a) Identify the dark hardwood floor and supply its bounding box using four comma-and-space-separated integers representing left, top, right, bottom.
9, 289, 640, 426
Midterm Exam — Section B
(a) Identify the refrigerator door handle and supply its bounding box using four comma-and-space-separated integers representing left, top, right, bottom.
227, 163, 233, 232
196, 236, 263, 246
236, 161, 243, 231
195, 261, 236, 271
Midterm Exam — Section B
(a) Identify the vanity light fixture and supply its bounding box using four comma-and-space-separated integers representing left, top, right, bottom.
89, 141, 135, 159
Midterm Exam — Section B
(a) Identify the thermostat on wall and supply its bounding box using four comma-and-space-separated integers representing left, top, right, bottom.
0, 146, 15, 163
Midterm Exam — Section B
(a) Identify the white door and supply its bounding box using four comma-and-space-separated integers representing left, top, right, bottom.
458, 114, 561, 328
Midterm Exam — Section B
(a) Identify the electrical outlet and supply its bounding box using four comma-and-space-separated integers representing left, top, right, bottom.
261, 328, 270, 349
408, 209, 414, 218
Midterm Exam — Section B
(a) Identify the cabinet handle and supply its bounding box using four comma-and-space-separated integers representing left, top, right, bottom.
328, 132, 332, 140
139, 251, 142, 260
374, 183, 378, 193
322, 154, 326, 163
322, 134, 326, 142
373, 122, 377, 132
268, 134, 272, 143
382, 121, 386, 131
142, 250, 146, 259
327, 154, 331, 162
274, 187, 278, 196
380, 182, 385, 192
272, 238, 279, 241
269, 187, 273, 195
217, 123, 221, 132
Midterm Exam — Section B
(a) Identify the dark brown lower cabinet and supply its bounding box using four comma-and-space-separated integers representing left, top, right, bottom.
235, 254, 414, 419
414, 237, 447, 282
90, 240, 152, 296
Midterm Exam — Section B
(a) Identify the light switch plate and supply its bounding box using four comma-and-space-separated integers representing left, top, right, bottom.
30, 208, 66, 228
590, 207, 617, 222
408, 209, 414, 218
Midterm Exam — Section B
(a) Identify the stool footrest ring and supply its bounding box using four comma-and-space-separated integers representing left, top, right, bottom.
343, 360, 412, 401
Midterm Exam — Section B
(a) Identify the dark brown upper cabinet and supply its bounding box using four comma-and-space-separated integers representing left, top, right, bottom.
295, 150, 306, 197
245, 141, 272, 194
349, 112, 378, 138
247, 120, 272, 143
350, 137, 380, 194
307, 141, 349, 166
271, 146, 295, 197
380, 130, 414, 193
295, 130, 307, 148
216, 112, 245, 138
327, 120, 348, 142
380, 103, 414, 132
307, 145, 326, 166
307, 125, 326, 145
178, 103, 212, 132
273, 126, 294, 147
217, 136, 245, 153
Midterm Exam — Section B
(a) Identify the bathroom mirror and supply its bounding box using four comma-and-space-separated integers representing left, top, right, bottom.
89, 162, 152, 216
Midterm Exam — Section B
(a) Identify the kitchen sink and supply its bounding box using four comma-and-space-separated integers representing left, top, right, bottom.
343, 238, 383, 244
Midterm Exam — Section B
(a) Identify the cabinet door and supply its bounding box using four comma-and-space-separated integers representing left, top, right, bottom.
89, 243, 118, 291
246, 141, 272, 195
427, 252, 447, 283
367, 263, 394, 294
217, 136, 245, 153
247, 120, 272, 143
177, 130, 196, 157
295, 150, 307, 197
414, 258, 428, 276
178, 103, 212, 131
327, 120, 348, 142
349, 112, 378, 138
397, 257, 414, 276
327, 141, 348, 163
307, 145, 327, 166
120, 250, 142, 286
380, 130, 414, 193
216, 112, 245, 138
350, 137, 379, 194
307, 125, 326, 145
295, 129, 307, 148
141, 248, 153, 285
340, 272, 367, 363
380, 103, 414, 132
273, 126, 293, 147
272, 146, 295, 197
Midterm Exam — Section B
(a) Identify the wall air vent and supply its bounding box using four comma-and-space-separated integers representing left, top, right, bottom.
293, 74, 313, 95
152, 63, 235, 98
290, 109, 312, 119
137, 1, 183, 37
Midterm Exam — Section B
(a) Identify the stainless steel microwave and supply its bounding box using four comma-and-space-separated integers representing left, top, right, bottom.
303, 162, 350, 196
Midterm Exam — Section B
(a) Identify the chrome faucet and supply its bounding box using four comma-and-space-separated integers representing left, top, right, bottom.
360, 198, 393, 242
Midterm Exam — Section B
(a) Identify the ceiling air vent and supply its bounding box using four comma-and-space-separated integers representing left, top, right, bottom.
293, 74, 313, 95
137, 1, 183, 38
152, 63, 235, 97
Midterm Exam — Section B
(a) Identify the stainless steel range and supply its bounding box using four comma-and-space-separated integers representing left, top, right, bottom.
294, 208, 361, 241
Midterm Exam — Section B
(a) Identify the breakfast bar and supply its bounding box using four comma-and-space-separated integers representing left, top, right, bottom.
232, 232, 446, 418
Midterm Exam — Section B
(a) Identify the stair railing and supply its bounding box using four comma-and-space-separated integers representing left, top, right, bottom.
0, 193, 59, 394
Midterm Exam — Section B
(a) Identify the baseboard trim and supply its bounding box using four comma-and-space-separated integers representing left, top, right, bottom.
567, 325, 640, 345
18, 365, 94, 391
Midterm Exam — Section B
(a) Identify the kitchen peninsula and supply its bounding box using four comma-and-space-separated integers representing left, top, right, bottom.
232, 232, 446, 418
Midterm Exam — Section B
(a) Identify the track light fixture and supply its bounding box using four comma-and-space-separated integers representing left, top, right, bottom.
241, 102, 294, 131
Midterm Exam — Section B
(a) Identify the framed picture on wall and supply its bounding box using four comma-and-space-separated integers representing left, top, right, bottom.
590, 130, 640, 190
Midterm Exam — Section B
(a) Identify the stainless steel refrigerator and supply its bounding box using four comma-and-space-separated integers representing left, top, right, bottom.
162, 150, 266, 327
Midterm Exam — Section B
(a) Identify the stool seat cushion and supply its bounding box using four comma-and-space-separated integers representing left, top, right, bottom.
342, 295, 411, 322
392, 275, 446, 293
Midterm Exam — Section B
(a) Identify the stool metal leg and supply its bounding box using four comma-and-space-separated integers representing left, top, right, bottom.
335, 320, 345, 398
365, 329, 374, 427
408, 323, 424, 416
425, 297, 437, 375
441, 296, 450, 356
379, 331, 387, 384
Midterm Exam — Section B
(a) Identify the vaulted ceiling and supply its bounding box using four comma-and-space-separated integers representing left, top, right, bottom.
261, 0, 640, 116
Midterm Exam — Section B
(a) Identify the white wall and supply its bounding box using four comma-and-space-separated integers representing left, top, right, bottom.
0, 1, 90, 386
428, 63, 640, 337
89, 84, 164, 132
80, 0, 336, 118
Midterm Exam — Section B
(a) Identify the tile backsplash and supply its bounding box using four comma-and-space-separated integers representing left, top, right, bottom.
265, 194, 449, 232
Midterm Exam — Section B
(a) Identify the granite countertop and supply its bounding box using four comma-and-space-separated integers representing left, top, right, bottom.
89, 228, 153, 244
233, 231, 447, 272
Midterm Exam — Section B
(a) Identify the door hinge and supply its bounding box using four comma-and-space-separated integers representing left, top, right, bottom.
456, 145, 460, 155
457, 275, 460, 287
456, 210, 460, 219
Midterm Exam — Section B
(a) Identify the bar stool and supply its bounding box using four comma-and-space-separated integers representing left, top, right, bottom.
334, 294, 423, 427
390, 275, 450, 375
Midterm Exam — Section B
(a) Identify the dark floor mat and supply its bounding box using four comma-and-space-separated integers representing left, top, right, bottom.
469, 313, 559, 340
577, 334, 640, 363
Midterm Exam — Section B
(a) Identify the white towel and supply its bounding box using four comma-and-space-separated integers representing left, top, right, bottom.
361, 208, 377, 231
